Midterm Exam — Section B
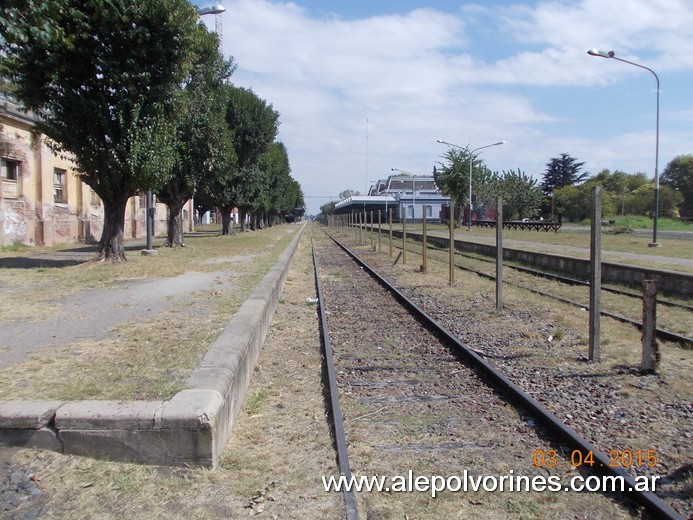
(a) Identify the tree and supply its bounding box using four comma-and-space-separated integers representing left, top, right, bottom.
434, 146, 493, 216
540, 154, 587, 215
627, 184, 683, 219
498, 169, 543, 220
593, 169, 648, 215
156, 29, 236, 247
554, 180, 616, 222
339, 189, 360, 199
261, 142, 294, 226
224, 86, 280, 232
1, 0, 203, 261
661, 155, 693, 217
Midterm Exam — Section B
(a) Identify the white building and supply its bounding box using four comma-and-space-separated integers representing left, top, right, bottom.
335, 174, 450, 222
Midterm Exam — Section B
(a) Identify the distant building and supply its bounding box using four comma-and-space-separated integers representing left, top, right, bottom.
334, 174, 450, 222
0, 94, 193, 247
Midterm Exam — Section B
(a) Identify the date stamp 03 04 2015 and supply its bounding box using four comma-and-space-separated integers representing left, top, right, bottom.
532, 448, 658, 469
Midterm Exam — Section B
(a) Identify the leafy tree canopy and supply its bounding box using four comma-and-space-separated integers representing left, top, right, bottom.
661, 154, 693, 217
540, 153, 587, 197
1, 0, 205, 260
339, 189, 360, 199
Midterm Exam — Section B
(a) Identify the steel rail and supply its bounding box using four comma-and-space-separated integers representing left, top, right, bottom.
393, 241, 691, 347
452, 256, 692, 348
323, 229, 683, 520
312, 237, 359, 520
454, 250, 693, 312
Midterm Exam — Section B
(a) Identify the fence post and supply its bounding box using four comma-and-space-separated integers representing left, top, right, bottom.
422, 209, 427, 273
589, 186, 602, 362
388, 208, 393, 257
402, 207, 407, 265
642, 280, 660, 372
496, 196, 503, 310
377, 210, 382, 252
370, 210, 374, 250
449, 200, 455, 287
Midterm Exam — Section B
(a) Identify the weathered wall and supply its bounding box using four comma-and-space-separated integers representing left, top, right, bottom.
1, 99, 194, 247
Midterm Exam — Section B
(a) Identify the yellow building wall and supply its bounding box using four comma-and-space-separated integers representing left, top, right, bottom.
1, 101, 193, 248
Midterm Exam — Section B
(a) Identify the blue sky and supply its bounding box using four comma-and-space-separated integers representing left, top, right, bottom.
200, 0, 693, 215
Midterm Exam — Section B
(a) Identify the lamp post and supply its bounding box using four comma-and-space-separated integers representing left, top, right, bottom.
587, 48, 661, 247
196, 4, 225, 15
197, 4, 225, 50
437, 139, 505, 230
391, 167, 417, 221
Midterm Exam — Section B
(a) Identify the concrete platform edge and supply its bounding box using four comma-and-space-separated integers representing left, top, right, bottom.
0, 223, 305, 467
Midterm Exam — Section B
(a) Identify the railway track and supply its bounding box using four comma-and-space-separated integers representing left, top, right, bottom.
312, 230, 685, 519
386, 237, 692, 347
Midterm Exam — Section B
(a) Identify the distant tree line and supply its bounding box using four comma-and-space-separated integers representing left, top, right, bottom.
322, 146, 691, 224
0, 0, 304, 261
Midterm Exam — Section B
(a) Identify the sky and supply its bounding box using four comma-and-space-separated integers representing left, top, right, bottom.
200, 0, 693, 215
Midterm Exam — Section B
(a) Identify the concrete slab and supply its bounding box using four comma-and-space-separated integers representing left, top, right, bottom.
0, 223, 305, 467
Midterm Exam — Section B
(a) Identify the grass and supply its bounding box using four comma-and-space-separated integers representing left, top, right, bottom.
0, 224, 301, 401
378, 222, 692, 272
0, 242, 31, 253
581, 215, 693, 231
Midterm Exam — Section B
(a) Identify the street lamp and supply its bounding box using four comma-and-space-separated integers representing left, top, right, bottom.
196, 4, 225, 15
587, 48, 661, 247
391, 167, 417, 220
437, 139, 505, 230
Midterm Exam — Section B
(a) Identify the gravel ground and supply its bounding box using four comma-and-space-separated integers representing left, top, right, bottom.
314, 233, 636, 519
335, 229, 692, 518
0, 225, 690, 519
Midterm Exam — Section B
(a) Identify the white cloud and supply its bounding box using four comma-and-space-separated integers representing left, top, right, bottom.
210, 0, 692, 213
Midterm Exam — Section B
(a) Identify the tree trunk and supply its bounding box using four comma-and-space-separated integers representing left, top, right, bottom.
165, 201, 185, 247
97, 196, 128, 262
239, 208, 248, 232
220, 206, 234, 235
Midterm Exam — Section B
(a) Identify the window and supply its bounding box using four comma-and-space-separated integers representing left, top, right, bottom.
2, 158, 20, 198
2, 159, 19, 181
54, 168, 67, 203
90, 188, 100, 206
425, 205, 433, 217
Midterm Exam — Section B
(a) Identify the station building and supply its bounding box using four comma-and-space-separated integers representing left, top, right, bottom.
334, 174, 451, 223
0, 94, 194, 247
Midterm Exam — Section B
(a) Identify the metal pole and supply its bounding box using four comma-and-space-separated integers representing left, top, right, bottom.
370, 210, 374, 249
377, 210, 382, 252
422, 208, 427, 273
589, 186, 602, 362
388, 208, 393, 257
496, 195, 503, 310
449, 200, 455, 286
468, 154, 473, 231
587, 49, 660, 246
402, 206, 407, 265
642, 280, 659, 372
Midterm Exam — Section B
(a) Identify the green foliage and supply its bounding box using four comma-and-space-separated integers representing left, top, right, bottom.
1, 0, 203, 260
156, 27, 237, 246
319, 200, 337, 216
624, 183, 683, 218
540, 153, 587, 200
339, 189, 360, 199
498, 169, 543, 220
261, 142, 302, 220
434, 147, 495, 211
225, 86, 280, 169
554, 182, 616, 222
661, 154, 693, 217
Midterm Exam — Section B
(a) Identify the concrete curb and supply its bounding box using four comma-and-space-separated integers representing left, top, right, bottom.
0, 223, 305, 467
